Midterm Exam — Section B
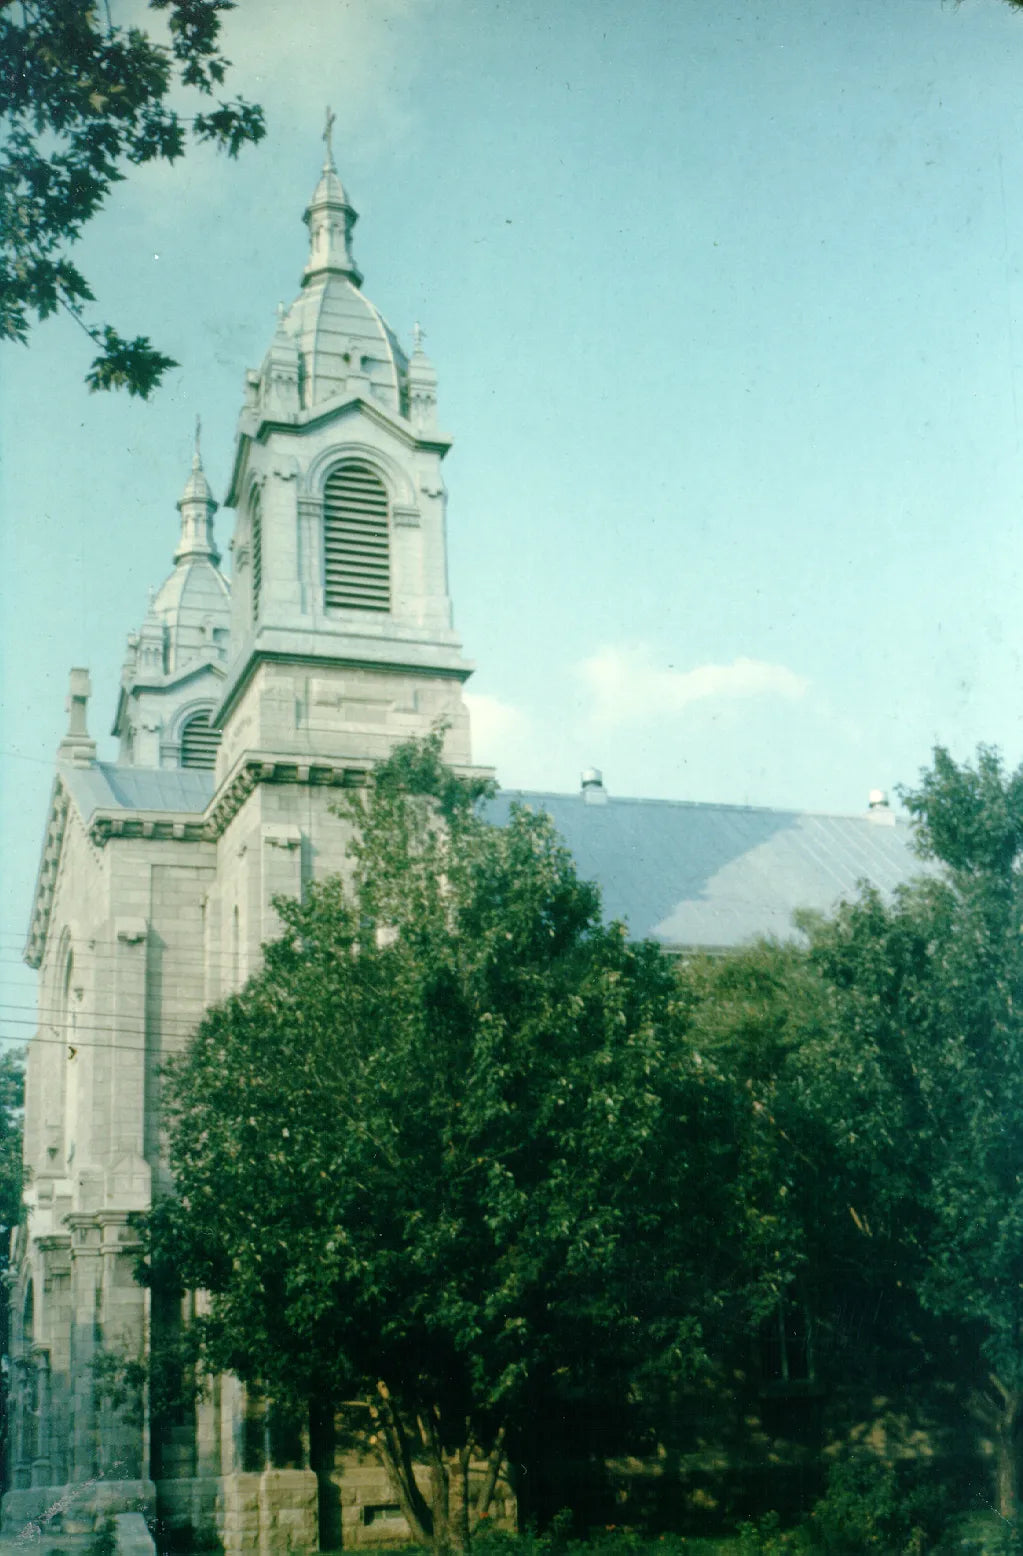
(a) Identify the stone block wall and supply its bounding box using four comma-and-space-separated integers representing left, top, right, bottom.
216, 1469, 318, 1556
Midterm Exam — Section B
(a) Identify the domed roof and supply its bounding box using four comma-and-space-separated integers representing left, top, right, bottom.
286, 276, 409, 415
265, 135, 409, 417
136, 439, 231, 680
152, 557, 230, 676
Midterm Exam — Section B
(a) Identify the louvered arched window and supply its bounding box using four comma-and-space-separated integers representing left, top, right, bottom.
181, 711, 221, 770
251, 492, 263, 622
323, 461, 390, 612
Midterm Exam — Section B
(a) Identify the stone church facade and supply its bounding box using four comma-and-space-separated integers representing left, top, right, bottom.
4, 139, 485, 1552
4, 139, 928, 1552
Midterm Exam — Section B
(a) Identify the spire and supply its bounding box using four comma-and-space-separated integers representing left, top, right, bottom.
175, 418, 221, 565
302, 108, 363, 288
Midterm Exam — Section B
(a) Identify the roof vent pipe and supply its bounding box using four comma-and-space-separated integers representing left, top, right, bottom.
867, 788, 895, 826
581, 767, 608, 805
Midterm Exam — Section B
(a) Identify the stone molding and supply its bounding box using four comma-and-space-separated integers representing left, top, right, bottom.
204, 755, 371, 840
227, 392, 452, 505
76, 756, 370, 856
88, 813, 208, 848
25, 780, 70, 969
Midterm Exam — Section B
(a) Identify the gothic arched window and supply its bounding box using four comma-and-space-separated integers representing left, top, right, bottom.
323, 461, 390, 612
180, 711, 221, 770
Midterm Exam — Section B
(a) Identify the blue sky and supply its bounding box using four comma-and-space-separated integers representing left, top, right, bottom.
4, 0, 1023, 1020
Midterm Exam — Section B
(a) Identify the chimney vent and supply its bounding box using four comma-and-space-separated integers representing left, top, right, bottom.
867, 788, 895, 825
581, 768, 608, 805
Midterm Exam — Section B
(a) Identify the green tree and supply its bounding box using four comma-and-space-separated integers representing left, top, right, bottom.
0, 1048, 26, 1247
679, 931, 978, 1486
797, 746, 1023, 1521
0, 1048, 25, 1485
1, 0, 264, 397
143, 735, 740, 1552
677, 942, 824, 1326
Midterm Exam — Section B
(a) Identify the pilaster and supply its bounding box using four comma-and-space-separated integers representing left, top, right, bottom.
108, 918, 149, 1165
67, 1213, 102, 1481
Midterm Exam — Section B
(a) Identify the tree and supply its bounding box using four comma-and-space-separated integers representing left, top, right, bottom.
795, 746, 1023, 1522
143, 735, 741, 1552
1, 0, 264, 397
0, 1048, 26, 1247
0, 1048, 25, 1485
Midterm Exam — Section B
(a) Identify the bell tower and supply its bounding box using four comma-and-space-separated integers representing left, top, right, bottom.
214, 122, 473, 781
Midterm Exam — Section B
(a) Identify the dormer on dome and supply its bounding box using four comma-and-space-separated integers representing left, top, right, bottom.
113, 431, 232, 768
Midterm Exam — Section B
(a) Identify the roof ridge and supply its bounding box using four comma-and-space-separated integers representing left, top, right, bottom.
496, 788, 910, 824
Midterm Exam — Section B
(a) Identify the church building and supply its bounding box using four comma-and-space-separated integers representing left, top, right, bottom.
3, 136, 925, 1553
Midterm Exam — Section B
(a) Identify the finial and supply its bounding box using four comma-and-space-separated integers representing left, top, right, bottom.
412, 321, 425, 353
193, 413, 202, 467
323, 106, 337, 169
303, 116, 363, 287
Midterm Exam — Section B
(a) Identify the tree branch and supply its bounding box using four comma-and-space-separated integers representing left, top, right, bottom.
368, 1382, 432, 1546
469, 1424, 507, 1531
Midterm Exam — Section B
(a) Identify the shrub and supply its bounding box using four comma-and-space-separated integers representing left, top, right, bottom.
736, 1455, 958, 1554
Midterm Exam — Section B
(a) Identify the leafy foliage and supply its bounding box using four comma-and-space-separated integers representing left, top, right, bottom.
0, 1048, 26, 1250
676, 943, 827, 1322
143, 734, 741, 1549
790, 747, 1023, 1519
736, 1455, 953, 1554
1, 0, 264, 396
0, 1048, 25, 1487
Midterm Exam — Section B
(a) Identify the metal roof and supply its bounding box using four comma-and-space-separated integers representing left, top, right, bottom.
60, 762, 215, 824
54, 765, 927, 952
484, 790, 927, 951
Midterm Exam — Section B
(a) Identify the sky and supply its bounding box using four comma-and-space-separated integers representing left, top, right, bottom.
4, 0, 1023, 1022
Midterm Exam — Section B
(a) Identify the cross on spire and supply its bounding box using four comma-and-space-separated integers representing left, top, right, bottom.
323, 106, 336, 168
194, 414, 202, 465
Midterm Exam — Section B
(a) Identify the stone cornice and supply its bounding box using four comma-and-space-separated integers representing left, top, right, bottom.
227, 393, 452, 506
25, 778, 69, 970
204, 754, 372, 839
35, 1234, 71, 1254
202, 753, 491, 840
87, 811, 210, 849
79, 755, 374, 852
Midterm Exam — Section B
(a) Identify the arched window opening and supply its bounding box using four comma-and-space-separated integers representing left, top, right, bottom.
181, 712, 221, 771
323, 461, 390, 612
251, 493, 263, 623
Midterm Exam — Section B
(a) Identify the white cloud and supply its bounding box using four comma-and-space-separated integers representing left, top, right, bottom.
464, 691, 533, 768
106, 0, 435, 221
576, 645, 810, 730
222, 0, 432, 149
